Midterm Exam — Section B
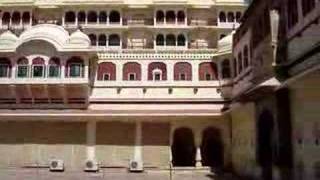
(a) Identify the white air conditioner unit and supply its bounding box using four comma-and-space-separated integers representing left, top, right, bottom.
129, 160, 143, 172
49, 159, 64, 172
84, 159, 99, 172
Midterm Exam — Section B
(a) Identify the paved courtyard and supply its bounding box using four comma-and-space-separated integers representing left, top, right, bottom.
0, 169, 240, 180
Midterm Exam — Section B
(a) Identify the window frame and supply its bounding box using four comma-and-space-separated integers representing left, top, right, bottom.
128, 73, 136, 81
103, 73, 111, 81
32, 64, 45, 78
0, 64, 10, 78
48, 64, 60, 78
205, 73, 212, 81
179, 73, 187, 81
68, 63, 83, 78
17, 65, 29, 78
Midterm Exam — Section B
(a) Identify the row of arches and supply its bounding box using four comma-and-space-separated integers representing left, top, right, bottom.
97, 61, 231, 81
1, 11, 31, 26
219, 11, 242, 23
172, 127, 224, 168
88, 34, 120, 46
234, 45, 250, 76
156, 34, 186, 46
0, 57, 85, 78
65, 10, 120, 24
155, 10, 186, 24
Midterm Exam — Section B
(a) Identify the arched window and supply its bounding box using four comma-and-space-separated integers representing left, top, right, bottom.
174, 62, 192, 81
32, 57, 45, 78
177, 11, 185, 24
98, 34, 107, 46
109, 11, 120, 23
11, 12, 20, 25
89, 34, 97, 46
0, 58, 11, 78
97, 62, 116, 81
123, 62, 141, 81
16, 57, 29, 78
88, 11, 97, 23
148, 62, 167, 81
244, 45, 249, 68
48, 57, 60, 78
99, 11, 107, 23
166, 34, 176, 46
166, 11, 175, 24
108, 34, 120, 46
66, 57, 84, 78
236, 12, 242, 23
2, 12, 10, 25
65, 11, 76, 23
156, 11, 165, 23
78, 11, 86, 24
199, 62, 217, 81
156, 34, 165, 46
22, 12, 30, 24
227, 12, 234, 22
222, 59, 231, 79
219, 12, 226, 23
238, 52, 243, 73
177, 34, 186, 46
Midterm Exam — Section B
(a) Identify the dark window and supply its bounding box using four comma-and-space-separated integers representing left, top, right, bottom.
103, 73, 110, 81
177, 34, 186, 46
177, 11, 185, 23
98, 34, 107, 46
88, 11, 97, 23
166, 34, 176, 46
99, 11, 107, 23
156, 34, 165, 46
154, 73, 161, 81
69, 64, 82, 77
227, 12, 234, 22
32, 65, 44, 77
0, 64, 9, 77
219, 12, 226, 22
128, 73, 136, 81
236, 12, 242, 22
17, 66, 28, 78
109, 11, 120, 23
166, 11, 175, 23
205, 73, 212, 80
179, 73, 186, 80
109, 34, 120, 46
2, 12, 10, 25
49, 65, 60, 77
65, 11, 76, 23
156, 11, 165, 23
12, 12, 20, 25
22, 12, 30, 24
78, 11, 86, 24
89, 34, 97, 46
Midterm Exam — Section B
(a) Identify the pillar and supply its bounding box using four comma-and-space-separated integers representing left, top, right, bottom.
195, 131, 202, 168
133, 121, 142, 161
86, 121, 96, 160
141, 61, 148, 81
116, 61, 123, 81
84, 58, 89, 78
167, 61, 174, 83
192, 61, 199, 82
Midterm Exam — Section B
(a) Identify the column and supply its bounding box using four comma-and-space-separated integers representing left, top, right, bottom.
133, 121, 143, 161
86, 121, 97, 160
195, 131, 202, 168
29, 11, 32, 26
175, 10, 178, 25
9, 12, 12, 27
184, 9, 187, 26
141, 61, 148, 81
62, 12, 65, 26
75, 11, 78, 26
217, 61, 222, 80
167, 61, 174, 83
192, 61, 199, 82
85, 11, 88, 25
116, 61, 123, 81
61, 59, 66, 78
84, 59, 89, 78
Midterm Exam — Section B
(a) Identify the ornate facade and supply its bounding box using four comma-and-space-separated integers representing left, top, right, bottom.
0, 0, 247, 173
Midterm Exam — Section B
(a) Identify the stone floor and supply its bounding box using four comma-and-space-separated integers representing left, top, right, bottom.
0, 169, 240, 180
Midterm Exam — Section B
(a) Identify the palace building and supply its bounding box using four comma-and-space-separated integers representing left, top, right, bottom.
0, 0, 319, 179
0, 0, 246, 174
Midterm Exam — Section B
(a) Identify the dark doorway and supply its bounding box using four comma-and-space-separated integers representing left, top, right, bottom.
172, 128, 196, 166
201, 127, 224, 168
257, 110, 274, 180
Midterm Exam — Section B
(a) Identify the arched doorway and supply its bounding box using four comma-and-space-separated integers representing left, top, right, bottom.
172, 128, 196, 167
257, 110, 274, 180
201, 127, 224, 168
